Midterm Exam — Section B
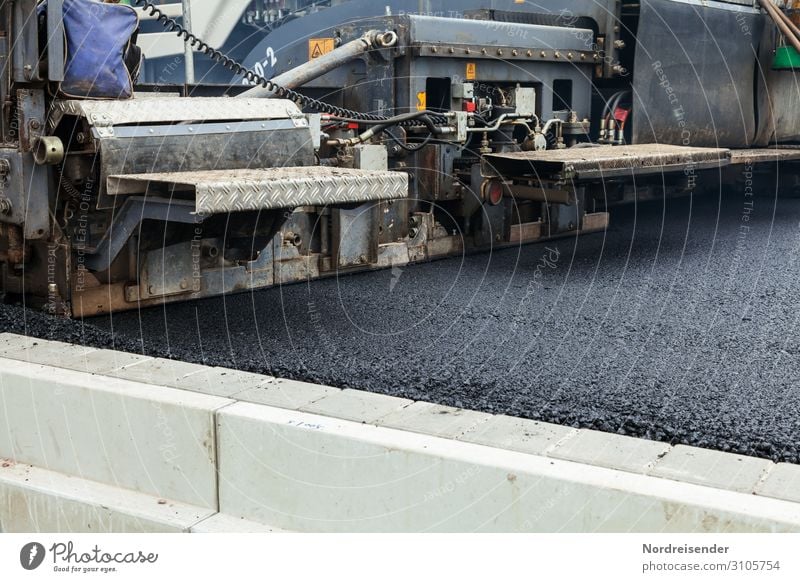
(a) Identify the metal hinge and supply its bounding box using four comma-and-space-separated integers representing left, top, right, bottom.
89, 113, 115, 138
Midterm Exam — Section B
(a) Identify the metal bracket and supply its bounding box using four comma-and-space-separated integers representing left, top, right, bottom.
83, 197, 200, 272
89, 113, 115, 138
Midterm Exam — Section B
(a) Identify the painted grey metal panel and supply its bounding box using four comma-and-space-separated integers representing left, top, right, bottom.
632, 0, 763, 148
408, 15, 591, 51
108, 167, 409, 213
234, 0, 624, 85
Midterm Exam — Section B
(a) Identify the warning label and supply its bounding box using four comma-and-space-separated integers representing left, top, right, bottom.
309, 38, 335, 60
416, 91, 427, 111
466, 62, 477, 81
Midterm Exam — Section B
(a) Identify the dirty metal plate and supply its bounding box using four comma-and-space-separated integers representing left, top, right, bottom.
729, 148, 800, 165
49, 97, 304, 131
108, 167, 409, 214
408, 14, 590, 51
485, 144, 731, 180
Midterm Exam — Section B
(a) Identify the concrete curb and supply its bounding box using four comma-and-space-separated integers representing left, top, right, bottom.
0, 333, 798, 532
0, 460, 213, 533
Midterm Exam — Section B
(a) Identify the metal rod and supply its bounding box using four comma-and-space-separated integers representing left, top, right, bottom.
759, 0, 800, 55
773, 0, 800, 40
182, 0, 195, 85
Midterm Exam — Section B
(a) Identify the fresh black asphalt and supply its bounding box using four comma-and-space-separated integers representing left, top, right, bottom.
3, 190, 800, 464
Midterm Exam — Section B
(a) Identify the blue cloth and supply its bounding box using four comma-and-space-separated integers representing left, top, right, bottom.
48, 0, 140, 99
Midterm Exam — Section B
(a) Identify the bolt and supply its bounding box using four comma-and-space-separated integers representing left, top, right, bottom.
512, 49, 519, 57
180, 279, 189, 290
0, 197, 12, 215
29, 119, 41, 130
614, 40, 627, 49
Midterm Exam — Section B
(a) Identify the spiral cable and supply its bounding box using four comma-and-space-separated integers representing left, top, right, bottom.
132, 0, 445, 127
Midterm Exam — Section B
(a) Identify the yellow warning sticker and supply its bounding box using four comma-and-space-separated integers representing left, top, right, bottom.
466, 62, 477, 81
416, 91, 427, 111
309, 38, 335, 60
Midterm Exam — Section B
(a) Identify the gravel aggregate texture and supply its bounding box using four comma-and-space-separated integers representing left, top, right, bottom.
3, 192, 799, 464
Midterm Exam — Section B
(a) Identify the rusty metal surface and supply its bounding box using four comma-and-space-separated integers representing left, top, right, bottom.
486, 144, 731, 180
108, 167, 409, 214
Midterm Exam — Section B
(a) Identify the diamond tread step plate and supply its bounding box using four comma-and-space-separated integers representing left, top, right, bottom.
108, 167, 409, 214
50, 97, 304, 130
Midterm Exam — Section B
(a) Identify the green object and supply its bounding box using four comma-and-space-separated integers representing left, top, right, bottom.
773, 46, 800, 70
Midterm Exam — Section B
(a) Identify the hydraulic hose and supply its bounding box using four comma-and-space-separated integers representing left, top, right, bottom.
242, 31, 398, 98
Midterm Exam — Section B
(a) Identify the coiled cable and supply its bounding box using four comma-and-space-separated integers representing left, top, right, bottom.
131, 0, 444, 127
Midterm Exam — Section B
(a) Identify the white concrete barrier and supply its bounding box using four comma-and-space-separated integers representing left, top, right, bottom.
216, 403, 800, 533
1, 333, 799, 533
0, 460, 213, 533
0, 357, 230, 509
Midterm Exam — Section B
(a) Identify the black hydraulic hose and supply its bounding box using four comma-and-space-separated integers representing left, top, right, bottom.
385, 131, 434, 152
130, 0, 445, 127
328, 110, 439, 126
364, 111, 440, 137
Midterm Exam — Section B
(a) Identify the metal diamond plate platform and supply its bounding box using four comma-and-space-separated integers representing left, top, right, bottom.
485, 144, 732, 180
49, 97, 304, 131
107, 167, 409, 214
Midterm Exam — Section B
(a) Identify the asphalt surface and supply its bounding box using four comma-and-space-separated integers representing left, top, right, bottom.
3, 191, 800, 464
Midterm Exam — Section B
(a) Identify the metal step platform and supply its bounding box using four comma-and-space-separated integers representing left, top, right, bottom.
484, 144, 731, 181
107, 166, 409, 214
